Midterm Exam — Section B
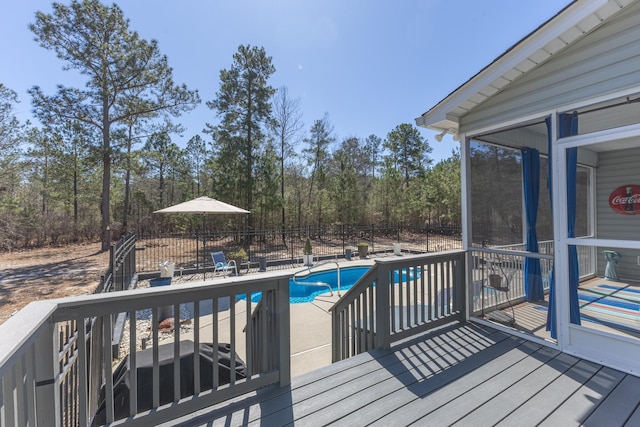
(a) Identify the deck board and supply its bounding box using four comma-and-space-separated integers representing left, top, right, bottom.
539, 366, 627, 426
328, 329, 515, 426
253, 324, 509, 426
166, 322, 640, 427
298, 330, 517, 426
625, 403, 640, 427
583, 374, 640, 426
495, 359, 601, 426
452, 351, 578, 426
367, 340, 541, 426
396, 342, 554, 426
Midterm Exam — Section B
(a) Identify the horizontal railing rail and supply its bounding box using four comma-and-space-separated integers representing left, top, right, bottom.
0, 272, 291, 427
470, 241, 595, 317
330, 250, 466, 362
490, 239, 554, 255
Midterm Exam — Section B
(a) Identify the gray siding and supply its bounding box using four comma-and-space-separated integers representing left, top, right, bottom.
595, 147, 640, 279
461, 1, 640, 133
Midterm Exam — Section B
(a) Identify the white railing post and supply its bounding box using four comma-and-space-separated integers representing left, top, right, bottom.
455, 252, 467, 318
34, 321, 60, 426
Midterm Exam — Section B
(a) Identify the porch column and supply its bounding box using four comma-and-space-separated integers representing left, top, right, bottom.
545, 112, 581, 340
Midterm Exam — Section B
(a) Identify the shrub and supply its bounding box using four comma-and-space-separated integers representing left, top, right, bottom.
304, 238, 312, 255
229, 248, 248, 260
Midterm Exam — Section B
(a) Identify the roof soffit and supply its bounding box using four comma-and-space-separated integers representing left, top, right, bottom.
416, 0, 635, 133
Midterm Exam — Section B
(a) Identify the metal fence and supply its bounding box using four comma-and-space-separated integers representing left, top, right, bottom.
136, 224, 462, 276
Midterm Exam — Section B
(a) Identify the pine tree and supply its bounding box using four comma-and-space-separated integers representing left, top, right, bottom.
184, 135, 208, 196
383, 123, 432, 188
206, 45, 276, 231
0, 84, 23, 196
303, 114, 335, 227
271, 86, 303, 241
29, 0, 199, 250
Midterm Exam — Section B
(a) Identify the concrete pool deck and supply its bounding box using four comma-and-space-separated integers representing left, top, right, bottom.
179, 258, 376, 378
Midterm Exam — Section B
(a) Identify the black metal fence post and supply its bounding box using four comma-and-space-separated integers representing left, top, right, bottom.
426, 224, 429, 252
371, 224, 375, 254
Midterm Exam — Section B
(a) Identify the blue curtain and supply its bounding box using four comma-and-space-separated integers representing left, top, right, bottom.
522, 148, 544, 301
545, 113, 581, 339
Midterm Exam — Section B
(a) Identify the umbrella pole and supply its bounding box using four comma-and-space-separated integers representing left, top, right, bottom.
202, 215, 206, 280
196, 228, 200, 277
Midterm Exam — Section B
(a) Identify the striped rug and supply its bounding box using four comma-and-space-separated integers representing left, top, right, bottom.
592, 284, 640, 302
533, 284, 640, 335
578, 284, 640, 332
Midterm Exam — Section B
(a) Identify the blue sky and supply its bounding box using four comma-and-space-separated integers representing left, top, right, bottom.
1, 0, 570, 163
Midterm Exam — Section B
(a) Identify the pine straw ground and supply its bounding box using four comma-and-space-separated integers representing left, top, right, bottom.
0, 243, 109, 325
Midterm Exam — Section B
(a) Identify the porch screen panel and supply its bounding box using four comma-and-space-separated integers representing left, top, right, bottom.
469, 141, 523, 248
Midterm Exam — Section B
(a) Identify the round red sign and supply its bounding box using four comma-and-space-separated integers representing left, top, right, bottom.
609, 184, 640, 215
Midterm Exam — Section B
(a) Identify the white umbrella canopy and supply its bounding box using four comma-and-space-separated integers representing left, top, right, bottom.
154, 196, 249, 279
154, 196, 250, 215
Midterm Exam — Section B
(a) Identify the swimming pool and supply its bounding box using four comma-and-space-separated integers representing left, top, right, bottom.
289, 266, 369, 303
239, 265, 418, 304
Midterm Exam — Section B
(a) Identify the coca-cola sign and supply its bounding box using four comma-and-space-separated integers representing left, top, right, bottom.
609, 184, 640, 215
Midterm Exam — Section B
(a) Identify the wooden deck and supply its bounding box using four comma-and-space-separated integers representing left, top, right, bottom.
164, 322, 640, 426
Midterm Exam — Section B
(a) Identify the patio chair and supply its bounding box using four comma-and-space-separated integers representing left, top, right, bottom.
482, 257, 516, 326
211, 251, 237, 277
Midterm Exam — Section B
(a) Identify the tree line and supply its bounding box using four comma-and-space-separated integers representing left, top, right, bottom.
0, 0, 461, 252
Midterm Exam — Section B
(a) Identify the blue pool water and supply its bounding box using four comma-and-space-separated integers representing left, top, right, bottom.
239, 266, 418, 304
289, 266, 369, 303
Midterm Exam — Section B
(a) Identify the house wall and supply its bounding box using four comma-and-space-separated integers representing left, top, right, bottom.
460, 1, 640, 134
595, 147, 640, 280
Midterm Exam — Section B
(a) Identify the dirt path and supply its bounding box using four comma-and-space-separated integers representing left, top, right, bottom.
0, 243, 109, 325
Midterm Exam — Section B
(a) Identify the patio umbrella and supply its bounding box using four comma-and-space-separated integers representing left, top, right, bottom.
154, 196, 250, 278
154, 196, 250, 215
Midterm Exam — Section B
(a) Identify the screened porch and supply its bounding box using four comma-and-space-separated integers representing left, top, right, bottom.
464, 94, 640, 349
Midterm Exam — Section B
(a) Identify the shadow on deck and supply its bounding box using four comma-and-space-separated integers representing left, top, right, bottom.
166, 322, 640, 426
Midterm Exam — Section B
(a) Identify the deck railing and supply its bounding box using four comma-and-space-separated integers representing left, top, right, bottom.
470, 240, 595, 315
0, 272, 291, 426
470, 250, 550, 316
493, 239, 595, 279
330, 251, 467, 362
